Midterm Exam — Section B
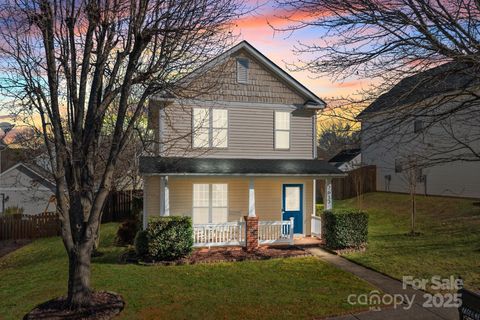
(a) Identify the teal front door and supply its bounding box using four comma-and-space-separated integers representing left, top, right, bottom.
282, 184, 303, 234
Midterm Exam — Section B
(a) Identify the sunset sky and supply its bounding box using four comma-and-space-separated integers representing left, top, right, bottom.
1, 1, 368, 141
235, 1, 369, 100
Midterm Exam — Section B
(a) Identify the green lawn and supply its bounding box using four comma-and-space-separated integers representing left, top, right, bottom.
0, 223, 377, 320
336, 192, 480, 291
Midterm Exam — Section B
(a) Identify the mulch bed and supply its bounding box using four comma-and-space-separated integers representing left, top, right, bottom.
122, 245, 310, 266
24, 291, 124, 320
0, 239, 31, 259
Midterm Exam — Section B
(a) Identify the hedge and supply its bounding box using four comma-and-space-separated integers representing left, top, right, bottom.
323, 209, 368, 250
135, 216, 193, 261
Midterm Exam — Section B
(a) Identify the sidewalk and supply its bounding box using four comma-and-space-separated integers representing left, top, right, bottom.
307, 247, 459, 320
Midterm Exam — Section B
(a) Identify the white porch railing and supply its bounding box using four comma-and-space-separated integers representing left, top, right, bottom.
193, 222, 244, 247
311, 215, 322, 237
258, 218, 294, 245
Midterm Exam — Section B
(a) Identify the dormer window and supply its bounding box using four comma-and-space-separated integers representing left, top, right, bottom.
236, 58, 249, 84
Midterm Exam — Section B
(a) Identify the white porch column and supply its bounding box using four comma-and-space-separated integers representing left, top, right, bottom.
143, 177, 148, 230
324, 178, 333, 211
160, 176, 170, 216
248, 177, 256, 217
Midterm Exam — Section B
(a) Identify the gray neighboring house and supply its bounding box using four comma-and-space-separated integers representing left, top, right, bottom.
328, 148, 361, 172
0, 162, 56, 215
360, 62, 480, 198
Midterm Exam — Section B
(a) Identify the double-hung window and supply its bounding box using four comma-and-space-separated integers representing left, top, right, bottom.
193, 108, 228, 148
274, 111, 290, 149
193, 184, 228, 224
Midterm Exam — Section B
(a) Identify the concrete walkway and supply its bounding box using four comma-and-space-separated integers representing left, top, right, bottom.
307, 248, 459, 320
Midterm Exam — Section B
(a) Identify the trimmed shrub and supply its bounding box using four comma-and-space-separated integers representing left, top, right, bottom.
323, 209, 368, 250
134, 216, 193, 261
116, 219, 139, 246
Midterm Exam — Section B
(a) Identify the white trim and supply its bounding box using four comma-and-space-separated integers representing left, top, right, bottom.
192, 183, 229, 224
0, 162, 24, 177
0, 162, 51, 184
153, 99, 299, 110
248, 177, 255, 217
152, 41, 326, 107
0, 187, 52, 191
160, 176, 170, 216
164, 176, 170, 216
274, 111, 291, 150
143, 179, 148, 230
324, 178, 333, 210
313, 113, 318, 159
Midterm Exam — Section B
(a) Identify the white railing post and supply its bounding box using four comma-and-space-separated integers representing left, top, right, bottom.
289, 217, 294, 245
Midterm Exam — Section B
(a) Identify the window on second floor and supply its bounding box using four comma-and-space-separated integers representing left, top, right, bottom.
394, 159, 403, 173
193, 108, 228, 148
274, 111, 290, 149
414, 120, 423, 133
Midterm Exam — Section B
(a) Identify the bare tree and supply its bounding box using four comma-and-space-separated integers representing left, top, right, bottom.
397, 156, 427, 235
0, 0, 244, 308
317, 122, 359, 159
274, 0, 480, 164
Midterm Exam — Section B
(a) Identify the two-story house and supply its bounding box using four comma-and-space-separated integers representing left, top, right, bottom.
360, 62, 480, 198
139, 41, 344, 246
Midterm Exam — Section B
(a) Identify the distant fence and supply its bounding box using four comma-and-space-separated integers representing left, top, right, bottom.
0, 212, 60, 240
101, 190, 143, 223
0, 190, 143, 240
317, 165, 377, 201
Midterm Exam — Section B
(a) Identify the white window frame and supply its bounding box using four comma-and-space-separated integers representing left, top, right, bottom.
274, 111, 291, 150
212, 109, 228, 148
192, 108, 210, 148
192, 183, 228, 224
192, 108, 229, 149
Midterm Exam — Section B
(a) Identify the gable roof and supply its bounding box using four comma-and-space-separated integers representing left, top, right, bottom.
328, 148, 361, 165
358, 62, 480, 118
164, 41, 326, 108
0, 162, 55, 191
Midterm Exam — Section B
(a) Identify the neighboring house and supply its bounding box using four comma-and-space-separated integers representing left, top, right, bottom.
0, 162, 56, 215
359, 62, 480, 198
328, 148, 361, 172
140, 41, 344, 244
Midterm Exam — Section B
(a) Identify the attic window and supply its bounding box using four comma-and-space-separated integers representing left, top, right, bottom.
236, 58, 249, 84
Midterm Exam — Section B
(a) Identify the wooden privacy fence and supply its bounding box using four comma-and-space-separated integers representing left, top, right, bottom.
101, 190, 143, 223
333, 165, 376, 200
317, 165, 377, 201
0, 212, 60, 240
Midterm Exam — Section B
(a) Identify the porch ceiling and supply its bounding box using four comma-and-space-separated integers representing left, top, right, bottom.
139, 157, 345, 177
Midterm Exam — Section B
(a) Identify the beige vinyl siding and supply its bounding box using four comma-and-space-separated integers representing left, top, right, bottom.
157, 104, 315, 159
144, 176, 314, 235
144, 176, 160, 218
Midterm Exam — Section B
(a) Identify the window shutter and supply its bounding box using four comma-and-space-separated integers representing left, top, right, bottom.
236, 58, 249, 84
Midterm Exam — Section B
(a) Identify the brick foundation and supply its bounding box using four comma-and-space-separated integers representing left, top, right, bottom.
244, 216, 259, 252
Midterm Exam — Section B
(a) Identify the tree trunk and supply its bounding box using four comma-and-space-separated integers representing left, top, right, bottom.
67, 244, 93, 308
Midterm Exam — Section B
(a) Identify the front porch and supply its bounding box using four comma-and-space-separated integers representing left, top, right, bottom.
140, 157, 344, 249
